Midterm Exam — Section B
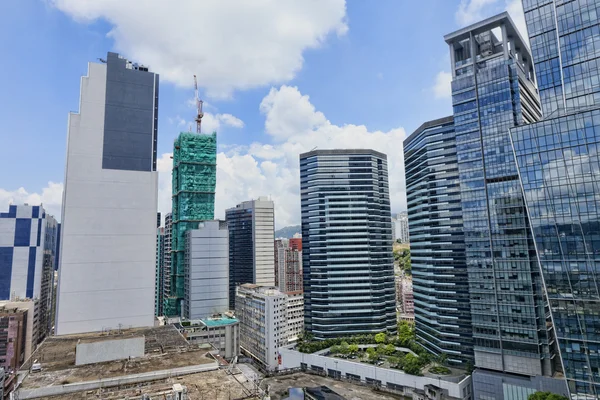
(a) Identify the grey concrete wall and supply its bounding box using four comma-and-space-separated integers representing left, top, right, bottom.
75, 336, 145, 365
17, 362, 218, 399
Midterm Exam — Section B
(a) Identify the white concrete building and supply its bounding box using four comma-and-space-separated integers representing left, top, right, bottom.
286, 292, 304, 344
176, 314, 240, 360
184, 220, 229, 319
235, 284, 287, 371
396, 212, 409, 243
56, 52, 159, 335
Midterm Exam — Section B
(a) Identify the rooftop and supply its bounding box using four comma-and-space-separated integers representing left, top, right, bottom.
202, 316, 239, 327
299, 148, 387, 160
19, 325, 212, 390
444, 12, 528, 51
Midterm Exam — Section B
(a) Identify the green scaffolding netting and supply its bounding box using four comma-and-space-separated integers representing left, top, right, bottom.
164, 132, 217, 317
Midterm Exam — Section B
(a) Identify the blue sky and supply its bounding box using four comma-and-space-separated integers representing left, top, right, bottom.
0, 0, 525, 228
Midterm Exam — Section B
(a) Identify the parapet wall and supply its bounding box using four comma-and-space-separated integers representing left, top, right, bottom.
75, 336, 145, 365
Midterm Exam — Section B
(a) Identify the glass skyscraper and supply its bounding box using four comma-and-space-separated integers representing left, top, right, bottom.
299, 149, 396, 339
445, 12, 559, 383
508, 1, 600, 396
404, 116, 474, 366
225, 197, 275, 310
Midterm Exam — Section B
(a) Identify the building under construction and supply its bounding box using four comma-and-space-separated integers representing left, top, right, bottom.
164, 76, 217, 317
164, 132, 217, 316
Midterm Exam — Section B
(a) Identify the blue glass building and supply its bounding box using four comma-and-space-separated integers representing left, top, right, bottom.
404, 117, 474, 366
300, 149, 396, 339
445, 13, 558, 381
508, 1, 600, 396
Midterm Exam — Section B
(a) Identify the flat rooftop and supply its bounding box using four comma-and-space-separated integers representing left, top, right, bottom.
202, 316, 239, 327
19, 325, 214, 390
34, 369, 256, 400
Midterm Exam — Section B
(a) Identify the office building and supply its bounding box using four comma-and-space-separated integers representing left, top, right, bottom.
236, 284, 288, 371
56, 52, 159, 335
53, 223, 60, 271
274, 238, 287, 290
165, 132, 217, 317
155, 227, 165, 317
275, 241, 303, 293
183, 220, 229, 319
39, 214, 58, 340
176, 313, 240, 359
396, 212, 410, 243
289, 237, 302, 251
286, 291, 304, 344
0, 300, 38, 371
404, 117, 473, 365
0, 305, 28, 372
163, 213, 172, 314
226, 197, 275, 309
300, 149, 396, 339
445, 12, 567, 396
396, 275, 414, 322
506, 1, 600, 396
0, 205, 52, 301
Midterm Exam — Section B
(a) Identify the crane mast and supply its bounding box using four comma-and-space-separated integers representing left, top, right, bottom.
193, 74, 204, 134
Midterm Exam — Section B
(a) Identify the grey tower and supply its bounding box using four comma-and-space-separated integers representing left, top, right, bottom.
300, 149, 396, 339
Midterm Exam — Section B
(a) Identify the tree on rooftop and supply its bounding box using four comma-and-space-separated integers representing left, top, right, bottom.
375, 332, 387, 344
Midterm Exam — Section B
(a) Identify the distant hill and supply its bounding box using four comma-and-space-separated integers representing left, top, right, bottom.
275, 225, 301, 239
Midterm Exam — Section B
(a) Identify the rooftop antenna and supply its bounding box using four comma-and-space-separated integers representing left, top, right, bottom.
193, 75, 204, 134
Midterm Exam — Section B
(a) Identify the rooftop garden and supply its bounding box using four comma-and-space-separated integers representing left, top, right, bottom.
296, 321, 453, 377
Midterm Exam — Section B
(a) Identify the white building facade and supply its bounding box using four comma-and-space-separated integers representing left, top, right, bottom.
184, 220, 229, 319
235, 284, 288, 370
396, 212, 409, 243
286, 292, 304, 344
56, 52, 159, 335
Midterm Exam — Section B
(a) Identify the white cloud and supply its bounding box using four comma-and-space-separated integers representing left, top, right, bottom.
50, 0, 348, 98
217, 114, 244, 129
505, 0, 528, 40
432, 71, 452, 99
455, 0, 528, 40
169, 112, 244, 134
157, 86, 407, 229
0, 182, 64, 219
455, 0, 498, 27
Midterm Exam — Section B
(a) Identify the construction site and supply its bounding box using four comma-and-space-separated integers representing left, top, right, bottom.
163, 75, 218, 318
13, 325, 260, 399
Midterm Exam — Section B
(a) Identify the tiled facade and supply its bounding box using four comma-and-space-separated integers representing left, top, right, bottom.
0, 205, 49, 301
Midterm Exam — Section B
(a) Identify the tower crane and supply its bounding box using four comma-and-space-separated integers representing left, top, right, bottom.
193, 75, 204, 133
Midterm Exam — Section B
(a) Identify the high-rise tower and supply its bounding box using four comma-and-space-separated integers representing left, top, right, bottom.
300, 149, 396, 339
508, 1, 600, 396
56, 52, 159, 334
164, 132, 217, 316
404, 116, 474, 366
444, 13, 570, 397
225, 197, 275, 309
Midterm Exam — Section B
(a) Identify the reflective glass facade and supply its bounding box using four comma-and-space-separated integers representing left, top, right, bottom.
524, 0, 600, 114
512, 109, 600, 398
446, 14, 557, 377
404, 116, 474, 366
512, 1, 600, 397
300, 149, 396, 339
